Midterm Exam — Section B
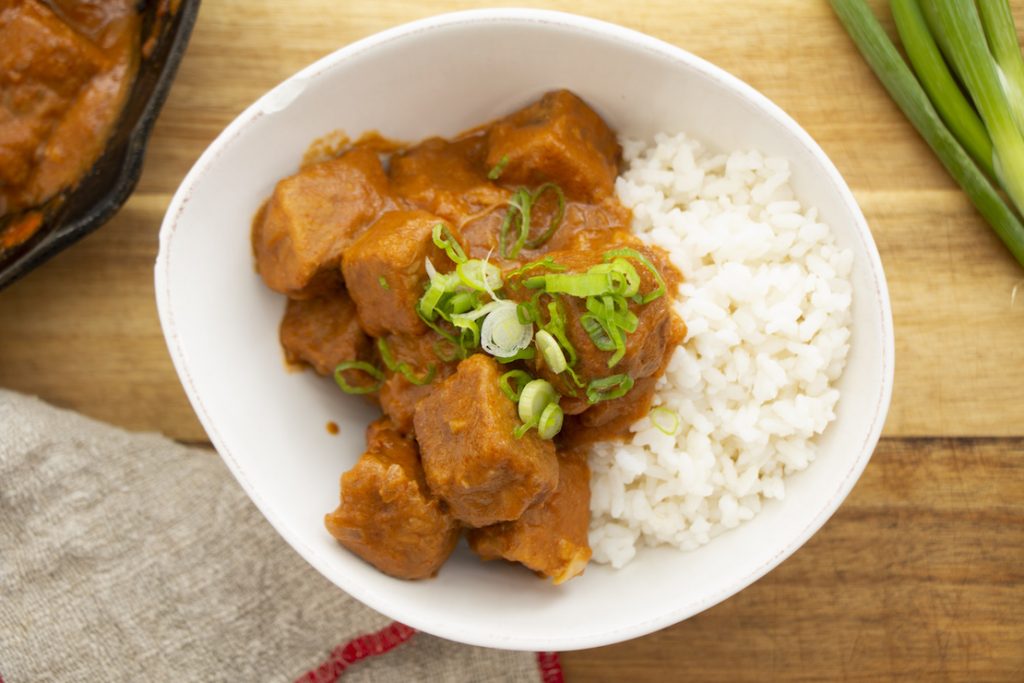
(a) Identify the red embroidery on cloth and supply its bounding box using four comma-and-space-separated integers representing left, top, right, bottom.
294, 621, 417, 683
536, 651, 564, 683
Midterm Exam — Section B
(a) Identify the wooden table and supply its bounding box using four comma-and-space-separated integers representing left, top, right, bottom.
2, 1, 1023, 679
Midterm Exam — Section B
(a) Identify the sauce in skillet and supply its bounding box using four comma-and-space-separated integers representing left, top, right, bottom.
0, 0, 141, 221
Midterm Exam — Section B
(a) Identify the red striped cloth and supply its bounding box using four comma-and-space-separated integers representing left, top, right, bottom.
293, 623, 563, 683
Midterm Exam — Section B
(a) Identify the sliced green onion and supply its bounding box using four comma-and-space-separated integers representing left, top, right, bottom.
586, 374, 634, 403
378, 276, 390, 290
447, 291, 477, 314
535, 329, 567, 373
456, 259, 503, 292
603, 248, 666, 303
609, 258, 641, 298
418, 310, 464, 355
398, 363, 435, 386
487, 154, 510, 180
649, 406, 680, 436
376, 338, 398, 371
528, 271, 611, 297
499, 183, 566, 258
451, 315, 480, 348
376, 338, 435, 386
424, 256, 439, 281
432, 338, 460, 362
891, 0, 995, 178
480, 301, 533, 357
829, 0, 1024, 268
450, 300, 502, 323
523, 256, 648, 304
564, 364, 585, 390
537, 402, 564, 439
580, 312, 615, 352
541, 298, 577, 367
516, 300, 539, 325
418, 280, 446, 320
499, 369, 533, 402
504, 256, 567, 280
523, 183, 566, 249
518, 378, 556, 424
499, 188, 533, 259
432, 223, 467, 264
497, 347, 536, 363
513, 420, 537, 439
333, 361, 384, 395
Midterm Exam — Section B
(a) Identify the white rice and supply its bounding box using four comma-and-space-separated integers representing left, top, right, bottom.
590, 132, 854, 568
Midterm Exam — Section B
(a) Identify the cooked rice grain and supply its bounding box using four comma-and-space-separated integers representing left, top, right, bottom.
590, 133, 854, 568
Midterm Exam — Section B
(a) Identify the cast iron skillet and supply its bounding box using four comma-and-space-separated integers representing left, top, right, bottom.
0, 0, 201, 290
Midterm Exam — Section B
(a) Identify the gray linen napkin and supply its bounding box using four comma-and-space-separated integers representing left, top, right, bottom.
0, 390, 553, 682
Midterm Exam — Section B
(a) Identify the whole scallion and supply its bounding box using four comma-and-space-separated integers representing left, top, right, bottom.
828, 0, 1024, 268
926, 0, 1024, 221
890, 0, 994, 178
977, 0, 1024, 136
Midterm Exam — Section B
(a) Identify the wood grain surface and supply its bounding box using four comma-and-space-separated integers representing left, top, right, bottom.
0, 1, 1022, 680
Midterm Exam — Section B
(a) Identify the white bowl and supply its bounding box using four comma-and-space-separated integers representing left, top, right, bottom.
156, 9, 894, 651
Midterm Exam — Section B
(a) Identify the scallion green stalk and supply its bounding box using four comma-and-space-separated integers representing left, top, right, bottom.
890, 0, 994, 177
977, 0, 1024, 136
829, 0, 1024, 267
927, 0, 1024, 219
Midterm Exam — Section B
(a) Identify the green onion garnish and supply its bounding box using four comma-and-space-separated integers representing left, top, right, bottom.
432, 223, 468, 264
456, 258, 503, 292
505, 256, 567, 280
514, 378, 561, 438
487, 154, 510, 180
333, 361, 384, 394
378, 276, 390, 290
499, 184, 566, 258
579, 312, 615, 351
480, 300, 533, 357
499, 369, 533, 402
500, 188, 533, 259
609, 258, 641, 298
399, 363, 435, 386
541, 299, 578, 367
447, 291, 477, 314
535, 329, 567, 373
451, 315, 481, 349
524, 253, 657, 305
516, 300, 539, 325
376, 338, 435, 386
536, 402, 564, 439
497, 347, 536, 363
649, 406, 680, 436
432, 338, 460, 362
518, 378, 556, 424
523, 183, 566, 249
603, 248, 666, 303
418, 279, 447, 320
586, 374, 634, 403
526, 270, 610, 297
418, 310, 465, 356
513, 420, 536, 439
